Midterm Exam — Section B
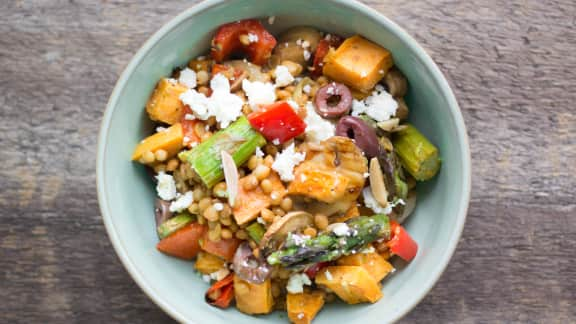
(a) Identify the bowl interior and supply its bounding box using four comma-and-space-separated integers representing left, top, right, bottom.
98, 0, 470, 323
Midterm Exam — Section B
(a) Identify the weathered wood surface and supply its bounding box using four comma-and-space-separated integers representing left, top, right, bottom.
1, 0, 575, 323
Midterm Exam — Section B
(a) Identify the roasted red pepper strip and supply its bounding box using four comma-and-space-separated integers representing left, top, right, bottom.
311, 35, 344, 78
304, 262, 329, 279
387, 221, 418, 262
211, 19, 277, 65
248, 102, 307, 144
180, 106, 202, 148
205, 273, 235, 308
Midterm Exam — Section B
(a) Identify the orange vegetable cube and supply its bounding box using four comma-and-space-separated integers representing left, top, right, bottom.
337, 252, 394, 282
234, 276, 273, 314
146, 78, 188, 125
131, 123, 184, 161
323, 35, 393, 93
315, 266, 382, 304
287, 291, 325, 324
233, 173, 286, 225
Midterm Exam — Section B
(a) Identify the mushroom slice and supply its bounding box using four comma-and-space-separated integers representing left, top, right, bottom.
260, 211, 313, 250
369, 157, 389, 207
376, 118, 400, 132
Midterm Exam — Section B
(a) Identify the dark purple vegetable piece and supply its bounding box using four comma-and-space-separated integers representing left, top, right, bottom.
314, 82, 353, 118
233, 242, 271, 284
335, 116, 380, 158
154, 198, 173, 236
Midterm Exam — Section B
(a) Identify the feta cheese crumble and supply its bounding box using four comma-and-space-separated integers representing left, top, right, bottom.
178, 67, 197, 88
297, 313, 305, 320
271, 143, 306, 181
274, 65, 295, 87
242, 79, 276, 108
213, 202, 224, 211
155, 172, 177, 200
303, 49, 311, 61
179, 73, 244, 128
302, 84, 311, 94
169, 191, 193, 212
286, 273, 312, 294
327, 223, 350, 236
351, 85, 398, 122
363, 187, 405, 214
156, 126, 167, 133
268, 16, 275, 24
304, 102, 335, 143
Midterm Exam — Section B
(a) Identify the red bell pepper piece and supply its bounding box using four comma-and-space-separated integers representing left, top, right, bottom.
205, 273, 235, 308
180, 106, 202, 148
311, 35, 343, 78
211, 19, 277, 66
304, 262, 329, 279
248, 102, 307, 144
387, 221, 418, 262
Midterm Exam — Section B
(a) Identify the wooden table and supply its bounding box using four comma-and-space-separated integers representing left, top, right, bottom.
1, 0, 574, 322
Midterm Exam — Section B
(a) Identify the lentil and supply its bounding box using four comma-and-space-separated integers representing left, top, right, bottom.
235, 229, 248, 240
303, 227, 317, 237
260, 178, 273, 193
166, 158, 180, 172
261, 208, 275, 223
253, 165, 271, 181
198, 197, 212, 212
280, 197, 293, 211
272, 207, 286, 217
247, 155, 261, 170
204, 206, 219, 222
140, 151, 155, 164
270, 191, 283, 205
314, 213, 329, 230
243, 175, 259, 191
221, 228, 233, 239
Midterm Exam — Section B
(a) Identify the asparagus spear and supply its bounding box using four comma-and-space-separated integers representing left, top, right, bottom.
266, 214, 390, 267
392, 124, 440, 181
179, 116, 266, 188
157, 212, 194, 239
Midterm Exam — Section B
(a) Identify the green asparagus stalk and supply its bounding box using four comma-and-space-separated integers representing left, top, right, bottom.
178, 116, 266, 188
246, 222, 265, 244
392, 124, 440, 181
157, 212, 194, 239
266, 214, 390, 268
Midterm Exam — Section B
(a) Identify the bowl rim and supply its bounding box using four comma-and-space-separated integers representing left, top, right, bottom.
97, 0, 471, 322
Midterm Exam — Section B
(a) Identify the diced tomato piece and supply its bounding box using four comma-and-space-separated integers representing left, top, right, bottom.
304, 262, 329, 279
211, 19, 277, 65
205, 273, 235, 308
180, 106, 201, 148
200, 235, 241, 262
311, 35, 344, 78
156, 223, 207, 260
248, 102, 307, 144
387, 221, 418, 262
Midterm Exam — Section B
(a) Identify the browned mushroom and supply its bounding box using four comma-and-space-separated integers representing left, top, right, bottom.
259, 211, 313, 250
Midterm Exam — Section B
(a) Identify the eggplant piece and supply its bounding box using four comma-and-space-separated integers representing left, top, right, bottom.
154, 198, 173, 238
233, 242, 271, 284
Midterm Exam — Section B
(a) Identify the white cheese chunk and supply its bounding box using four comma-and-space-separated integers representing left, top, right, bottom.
351, 85, 398, 122
327, 223, 350, 236
304, 102, 335, 143
179, 73, 244, 128
286, 273, 312, 294
324, 269, 333, 281
242, 79, 276, 109
169, 191, 193, 212
155, 172, 177, 201
271, 143, 306, 181
274, 65, 295, 87
178, 67, 197, 89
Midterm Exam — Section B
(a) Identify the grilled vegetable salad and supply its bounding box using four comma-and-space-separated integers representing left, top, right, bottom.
132, 18, 440, 323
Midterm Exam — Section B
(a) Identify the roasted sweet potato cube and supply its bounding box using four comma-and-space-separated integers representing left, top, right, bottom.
323, 35, 393, 93
287, 291, 325, 324
337, 252, 394, 282
194, 251, 225, 274
146, 78, 188, 125
315, 266, 382, 304
234, 276, 273, 315
288, 164, 350, 204
131, 123, 184, 161
233, 173, 286, 225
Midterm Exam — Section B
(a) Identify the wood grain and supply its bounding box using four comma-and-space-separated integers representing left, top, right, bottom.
1, 0, 574, 323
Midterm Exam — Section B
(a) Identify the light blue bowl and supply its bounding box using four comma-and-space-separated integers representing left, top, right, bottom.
97, 0, 471, 322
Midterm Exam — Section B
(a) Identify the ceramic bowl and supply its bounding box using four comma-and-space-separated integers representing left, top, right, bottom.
97, 0, 471, 322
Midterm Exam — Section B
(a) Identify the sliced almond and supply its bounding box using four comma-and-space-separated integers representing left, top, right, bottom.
220, 151, 239, 207
369, 157, 388, 207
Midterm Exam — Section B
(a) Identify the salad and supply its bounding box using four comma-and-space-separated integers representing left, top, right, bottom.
131, 18, 440, 323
